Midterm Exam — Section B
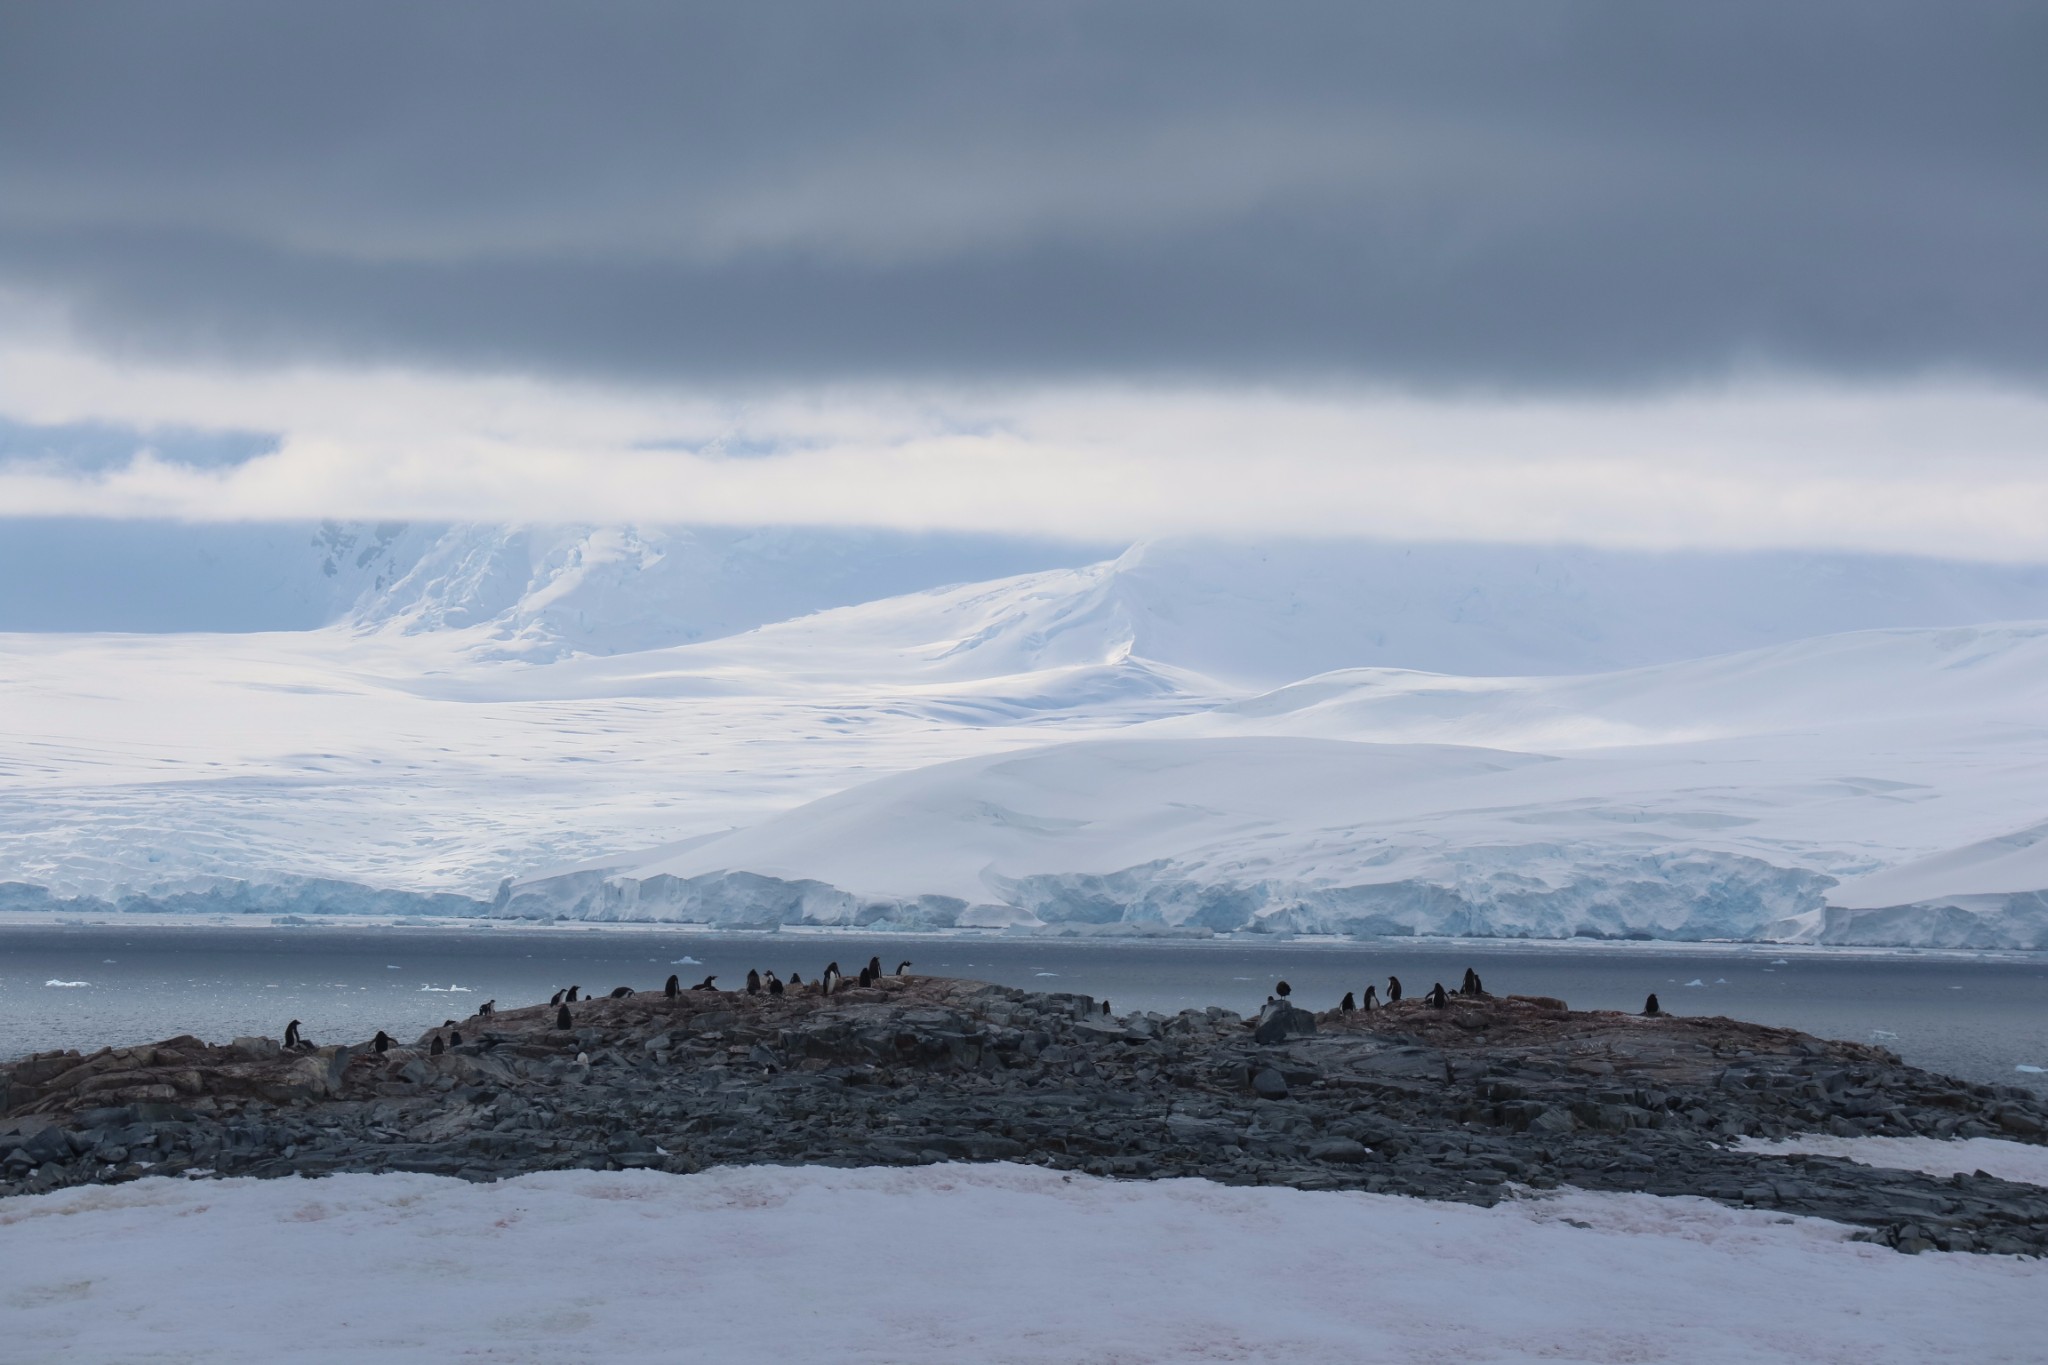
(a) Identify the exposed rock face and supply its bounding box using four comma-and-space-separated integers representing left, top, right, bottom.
4, 979, 2045, 1256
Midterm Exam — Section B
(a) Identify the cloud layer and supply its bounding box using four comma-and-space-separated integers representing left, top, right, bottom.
4, 2, 2043, 387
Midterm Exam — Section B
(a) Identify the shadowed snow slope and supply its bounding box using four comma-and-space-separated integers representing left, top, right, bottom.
1, 1166, 2033, 1365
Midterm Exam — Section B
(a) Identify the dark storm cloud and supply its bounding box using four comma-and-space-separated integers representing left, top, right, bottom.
2, 1, 2042, 388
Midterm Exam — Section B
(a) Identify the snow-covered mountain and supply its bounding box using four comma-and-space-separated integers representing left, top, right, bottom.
7, 525, 2048, 946
347, 527, 2048, 679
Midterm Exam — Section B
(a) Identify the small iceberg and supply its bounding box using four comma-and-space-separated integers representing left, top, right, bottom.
1770, 958, 1790, 966
1683, 978, 1705, 987
418, 984, 472, 993
671, 956, 702, 965
1034, 971, 1060, 977
44, 979, 90, 988
2018, 1065, 2045, 1075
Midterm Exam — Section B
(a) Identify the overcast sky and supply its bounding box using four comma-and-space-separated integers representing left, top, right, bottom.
3, 2, 2044, 554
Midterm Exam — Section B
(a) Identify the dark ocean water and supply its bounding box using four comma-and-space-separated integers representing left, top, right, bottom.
3, 923, 2044, 1093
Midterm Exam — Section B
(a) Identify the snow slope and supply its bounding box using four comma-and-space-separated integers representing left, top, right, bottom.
7, 532, 2048, 945
507, 622, 2048, 946
2, 1165, 2035, 1364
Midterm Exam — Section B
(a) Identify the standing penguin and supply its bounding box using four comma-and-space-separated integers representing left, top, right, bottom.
766, 971, 784, 996
450, 1030, 463, 1047
550, 989, 566, 1007
866, 956, 882, 980
1386, 976, 1403, 1004
788, 972, 803, 988
895, 961, 913, 976
857, 965, 874, 988
1340, 992, 1356, 1012
556, 1003, 573, 1029
373, 1030, 394, 1053
1426, 982, 1449, 1009
746, 969, 762, 995
1643, 993, 1661, 1016
665, 974, 680, 999
1361, 984, 1378, 1012
1275, 980, 1292, 998
821, 962, 842, 996
1101, 1000, 1111, 1015
430, 1035, 445, 1056
566, 986, 581, 1003
283, 1019, 303, 1050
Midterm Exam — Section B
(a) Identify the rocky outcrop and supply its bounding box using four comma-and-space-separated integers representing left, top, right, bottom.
4, 978, 2045, 1256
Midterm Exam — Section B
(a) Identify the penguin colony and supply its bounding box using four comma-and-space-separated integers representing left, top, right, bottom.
288, 958, 1680, 1063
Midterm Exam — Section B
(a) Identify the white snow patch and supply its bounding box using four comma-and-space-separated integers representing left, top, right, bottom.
0, 1165, 2035, 1364
42, 979, 89, 988
1739, 1135, 2048, 1188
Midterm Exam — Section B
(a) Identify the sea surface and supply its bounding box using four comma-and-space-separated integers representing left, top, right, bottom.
3, 923, 2044, 1093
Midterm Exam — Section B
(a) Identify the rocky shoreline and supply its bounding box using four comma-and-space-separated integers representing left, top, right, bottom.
5, 975, 2045, 1256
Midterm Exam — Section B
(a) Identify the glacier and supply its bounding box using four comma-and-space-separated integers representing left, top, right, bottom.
6, 524, 2048, 947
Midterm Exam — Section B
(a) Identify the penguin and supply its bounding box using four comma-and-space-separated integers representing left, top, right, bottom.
283, 1019, 302, 1050
746, 969, 762, 995
373, 1030, 394, 1054
693, 975, 718, 991
609, 985, 633, 998
1427, 982, 1448, 1010
1340, 991, 1356, 1012
821, 962, 842, 996
477, 1000, 495, 1018
566, 986, 581, 1003
1461, 967, 1478, 995
550, 989, 566, 1007
866, 956, 882, 980
1387, 976, 1403, 1003
1361, 984, 1378, 1012
788, 972, 803, 988
1643, 992, 1661, 1017
895, 961, 913, 976
665, 974, 680, 999
450, 1030, 463, 1047
1275, 980, 1292, 998
857, 965, 874, 988
1470, 971, 1485, 997
1101, 1000, 1111, 1015
430, 1035, 445, 1056
442, 1019, 458, 1028
556, 1003, 573, 1029
766, 971, 784, 996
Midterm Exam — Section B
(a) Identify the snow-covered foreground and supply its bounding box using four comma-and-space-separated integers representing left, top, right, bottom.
1, 1164, 2036, 1364
1738, 1134, 2048, 1186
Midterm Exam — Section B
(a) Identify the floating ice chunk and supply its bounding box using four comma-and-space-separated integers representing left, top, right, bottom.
671, 956, 702, 965
44, 979, 90, 988
1034, 971, 1060, 977
1714, 978, 1728, 984
418, 984, 472, 993
1770, 958, 1790, 965
2018, 1065, 2045, 1074
1683, 978, 1705, 987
